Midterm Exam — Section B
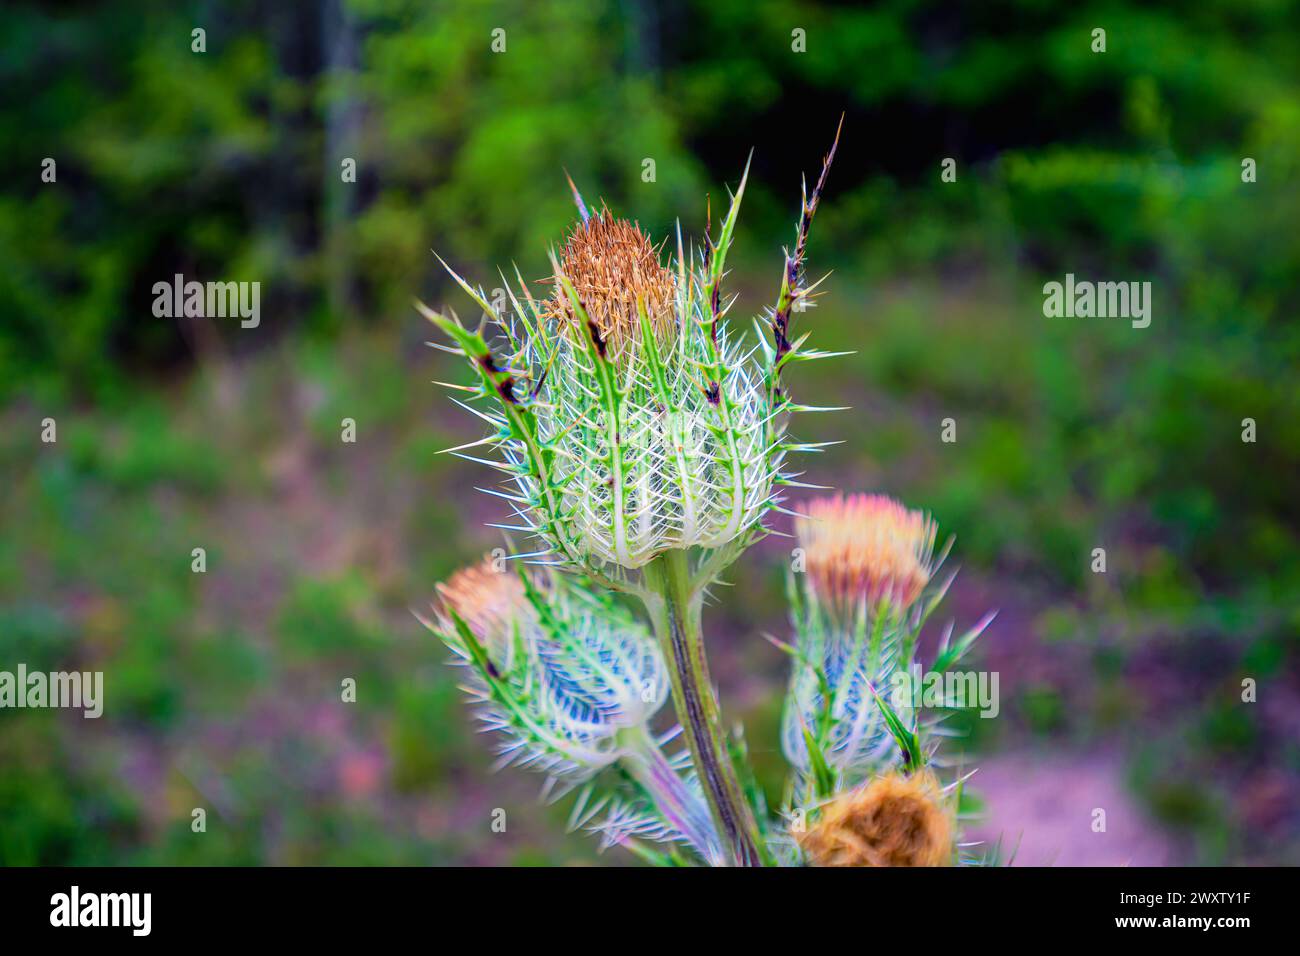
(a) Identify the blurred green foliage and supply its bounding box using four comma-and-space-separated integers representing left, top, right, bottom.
1, 0, 1297, 864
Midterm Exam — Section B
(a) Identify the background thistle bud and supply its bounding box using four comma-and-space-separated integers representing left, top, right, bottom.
798, 770, 953, 867
423, 556, 723, 863
422, 557, 669, 780
781, 492, 993, 809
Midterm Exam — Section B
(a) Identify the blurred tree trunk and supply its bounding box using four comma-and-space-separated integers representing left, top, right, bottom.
322, 0, 364, 327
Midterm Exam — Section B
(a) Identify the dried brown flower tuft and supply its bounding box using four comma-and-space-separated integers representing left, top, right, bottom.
799, 770, 952, 867
545, 209, 678, 358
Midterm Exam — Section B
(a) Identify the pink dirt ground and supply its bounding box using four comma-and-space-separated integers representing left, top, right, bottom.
967, 752, 1180, 866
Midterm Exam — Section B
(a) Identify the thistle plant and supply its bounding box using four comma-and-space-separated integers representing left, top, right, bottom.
420, 121, 997, 866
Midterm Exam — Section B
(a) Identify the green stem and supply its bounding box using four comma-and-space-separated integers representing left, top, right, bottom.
641, 550, 764, 866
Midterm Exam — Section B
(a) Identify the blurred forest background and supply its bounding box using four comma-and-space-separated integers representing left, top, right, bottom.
2, 0, 1298, 865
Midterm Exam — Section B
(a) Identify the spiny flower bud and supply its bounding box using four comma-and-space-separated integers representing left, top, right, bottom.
424, 557, 668, 780
782, 494, 955, 794
429, 557, 723, 862
799, 771, 952, 867
422, 132, 842, 585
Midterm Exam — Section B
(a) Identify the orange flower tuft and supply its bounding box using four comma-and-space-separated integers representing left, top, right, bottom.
799, 771, 952, 867
797, 493, 936, 613
435, 556, 527, 655
545, 209, 677, 358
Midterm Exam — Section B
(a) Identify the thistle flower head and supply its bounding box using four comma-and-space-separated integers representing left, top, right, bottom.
422, 126, 842, 585
798, 770, 952, 867
798, 493, 937, 617
424, 557, 668, 781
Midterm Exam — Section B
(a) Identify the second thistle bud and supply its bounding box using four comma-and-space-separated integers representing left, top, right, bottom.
425, 557, 668, 779
782, 494, 944, 793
